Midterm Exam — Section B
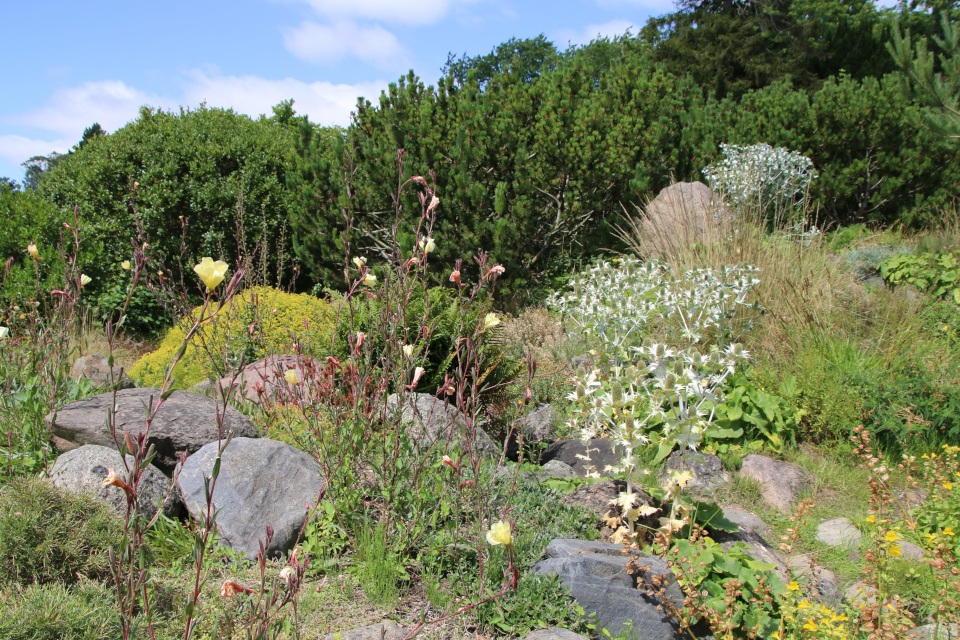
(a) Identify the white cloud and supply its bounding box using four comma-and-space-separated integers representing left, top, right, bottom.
291, 0, 454, 25
282, 20, 408, 68
0, 72, 387, 171
0, 134, 76, 166
594, 0, 675, 12
554, 19, 639, 47
13, 80, 166, 136
181, 70, 386, 126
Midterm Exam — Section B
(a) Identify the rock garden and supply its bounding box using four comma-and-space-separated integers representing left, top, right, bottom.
3, 140, 960, 640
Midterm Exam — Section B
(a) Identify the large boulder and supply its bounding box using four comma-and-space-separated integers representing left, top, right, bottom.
205, 355, 326, 404
384, 393, 499, 458
45, 388, 258, 473
49, 444, 181, 520
540, 438, 624, 478
71, 354, 135, 390
505, 403, 558, 460
633, 181, 731, 259
533, 539, 684, 640
658, 450, 729, 496
177, 437, 324, 560
739, 455, 813, 513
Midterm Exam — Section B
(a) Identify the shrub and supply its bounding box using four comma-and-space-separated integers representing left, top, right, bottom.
0, 581, 122, 640
0, 476, 121, 585
129, 286, 337, 388
880, 250, 960, 303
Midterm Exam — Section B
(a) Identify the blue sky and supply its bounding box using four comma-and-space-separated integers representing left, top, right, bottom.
0, 0, 684, 182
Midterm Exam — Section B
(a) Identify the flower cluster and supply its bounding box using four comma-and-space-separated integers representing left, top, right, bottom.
703, 142, 817, 216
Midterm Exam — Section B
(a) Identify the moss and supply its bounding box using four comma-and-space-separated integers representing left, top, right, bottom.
130, 286, 336, 388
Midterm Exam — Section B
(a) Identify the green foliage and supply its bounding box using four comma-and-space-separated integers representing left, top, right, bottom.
0, 477, 120, 585
710, 374, 807, 453
665, 537, 784, 638
130, 286, 336, 388
880, 249, 960, 303
442, 35, 559, 87
910, 444, 960, 560
0, 183, 68, 312
353, 521, 406, 606
0, 581, 122, 640
477, 573, 593, 636
38, 105, 297, 305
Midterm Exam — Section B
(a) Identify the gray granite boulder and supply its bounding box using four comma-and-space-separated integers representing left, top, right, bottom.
384, 392, 498, 458
635, 181, 731, 259
815, 518, 862, 548
49, 444, 181, 520
541, 460, 577, 479
739, 455, 813, 512
533, 539, 684, 640
71, 354, 135, 390
506, 403, 558, 460
540, 438, 624, 478
177, 437, 324, 560
46, 388, 258, 473
906, 623, 959, 639
658, 450, 729, 496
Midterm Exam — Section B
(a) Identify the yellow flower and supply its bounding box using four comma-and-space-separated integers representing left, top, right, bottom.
0, 326, 8, 340
866, 514, 876, 523
944, 482, 954, 490
121, 260, 131, 270
284, 369, 300, 385
352, 256, 366, 269
402, 344, 415, 357
79, 274, 92, 287
889, 544, 901, 557
797, 600, 810, 611
787, 581, 799, 591
482, 313, 500, 331
943, 527, 955, 536
194, 257, 229, 292
885, 530, 900, 543
803, 621, 818, 631
279, 566, 297, 584
418, 237, 436, 253
362, 273, 377, 287
486, 520, 512, 547
27, 243, 38, 259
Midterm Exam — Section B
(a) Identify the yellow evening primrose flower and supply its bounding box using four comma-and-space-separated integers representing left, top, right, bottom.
885, 530, 900, 543
362, 273, 377, 287
418, 237, 436, 253
79, 274, 92, 287
352, 256, 366, 269
27, 243, 38, 259
482, 313, 500, 331
402, 344, 415, 357
0, 326, 8, 340
194, 257, 229, 292
121, 260, 131, 270
486, 521, 512, 547
284, 370, 300, 385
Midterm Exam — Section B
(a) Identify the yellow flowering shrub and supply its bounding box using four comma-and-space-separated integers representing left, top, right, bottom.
129, 286, 336, 388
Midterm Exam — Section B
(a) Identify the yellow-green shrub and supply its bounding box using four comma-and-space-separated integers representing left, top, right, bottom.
129, 286, 336, 388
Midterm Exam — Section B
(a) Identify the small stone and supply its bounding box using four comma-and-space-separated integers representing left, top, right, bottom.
322, 621, 407, 640
525, 628, 592, 640
815, 518, 862, 548
506, 403, 557, 460
788, 556, 841, 607
721, 507, 772, 538
895, 540, 925, 561
540, 438, 623, 478
844, 581, 879, 607
540, 460, 577, 479
71, 354, 135, 390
